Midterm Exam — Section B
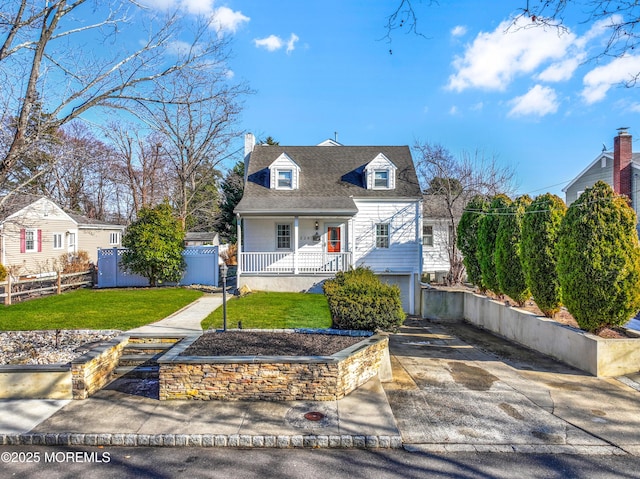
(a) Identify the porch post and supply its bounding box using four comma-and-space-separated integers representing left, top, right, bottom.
293, 216, 299, 274
348, 218, 355, 268
236, 214, 242, 280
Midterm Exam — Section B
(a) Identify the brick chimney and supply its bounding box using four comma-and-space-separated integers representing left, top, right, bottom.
613, 127, 632, 199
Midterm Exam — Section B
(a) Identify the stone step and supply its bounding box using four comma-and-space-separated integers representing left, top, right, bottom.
112, 364, 159, 379
123, 342, 175, 354
117, 353, 163, 367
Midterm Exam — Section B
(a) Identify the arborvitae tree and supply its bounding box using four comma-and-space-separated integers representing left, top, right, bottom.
495, 195, 532, 306
520, 193, 567, 317
215, 161, 244, 243
476, 195, 511, 295
456, 195, 488, 289
557, 181, 640, 332
121, 202, 186, 287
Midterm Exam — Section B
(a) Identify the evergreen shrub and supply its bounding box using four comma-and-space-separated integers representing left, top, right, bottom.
556, 181, 640, 332
520, 193, 566, 317
477, 194, 511, 295
323, 267, 405, 331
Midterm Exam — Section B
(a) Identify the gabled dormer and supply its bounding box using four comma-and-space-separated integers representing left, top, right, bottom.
363, 153, 397, 190
268, 153, 300, 190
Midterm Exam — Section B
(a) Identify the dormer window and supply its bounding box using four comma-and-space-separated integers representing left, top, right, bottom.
374, 170, 389, 188
364, 153, 397, 190
277, 169, 293, 189
269, 153, 300, 190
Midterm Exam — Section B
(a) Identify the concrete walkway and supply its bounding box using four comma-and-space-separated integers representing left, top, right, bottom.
126, 294, 222, 335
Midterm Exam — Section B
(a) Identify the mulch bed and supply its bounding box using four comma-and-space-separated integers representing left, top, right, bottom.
179, 331, 365, 356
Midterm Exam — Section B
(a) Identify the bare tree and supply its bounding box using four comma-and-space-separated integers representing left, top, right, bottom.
0, 0, 234, 204
414, 142, 516, 284
104, 123, 172, 220
135, 67, 248, 229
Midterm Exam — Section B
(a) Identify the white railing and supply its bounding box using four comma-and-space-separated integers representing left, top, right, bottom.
240, 252, 351, 275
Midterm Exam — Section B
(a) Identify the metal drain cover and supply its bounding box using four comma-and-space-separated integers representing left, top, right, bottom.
304, 411, 325, 421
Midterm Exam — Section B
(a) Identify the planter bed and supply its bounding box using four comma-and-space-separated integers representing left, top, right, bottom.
421, 287, 640, 377
158, 329, 392, 401
0, 334, 128, 399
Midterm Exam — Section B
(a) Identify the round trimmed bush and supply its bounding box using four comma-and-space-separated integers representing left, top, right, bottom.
556, 181, 640, 332
520, 193, 566, 317
323, 267, 405, 331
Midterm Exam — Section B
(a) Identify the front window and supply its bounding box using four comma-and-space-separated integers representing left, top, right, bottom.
423, 225, 434, 246
53, 233, 63, 250
374, 170, 389, 188
277, 170, 293, 189
25, 229, 36, 252
68, 232, 76, 249
376, 223, 390, 248
276, 224, 291, 249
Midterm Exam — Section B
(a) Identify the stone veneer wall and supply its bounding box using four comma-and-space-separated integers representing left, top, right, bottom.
71, 335, 128, 399
159, 334, 388, 401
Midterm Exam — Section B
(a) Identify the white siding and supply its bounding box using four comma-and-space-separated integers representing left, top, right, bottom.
242, 218, 326, 252
422, 219, 451, 273
352, 199, 421, 273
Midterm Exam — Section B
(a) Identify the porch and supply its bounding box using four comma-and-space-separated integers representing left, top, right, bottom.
240, 251, 352, 275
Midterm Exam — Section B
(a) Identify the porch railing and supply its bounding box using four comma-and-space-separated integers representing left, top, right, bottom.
240, 252, 351, 275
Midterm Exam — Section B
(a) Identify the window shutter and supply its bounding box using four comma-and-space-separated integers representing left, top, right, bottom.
37, 229, 42, 252
20, 229, 26, 253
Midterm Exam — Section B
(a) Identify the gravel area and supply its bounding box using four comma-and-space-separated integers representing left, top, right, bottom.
0, 330, 121, 365
180, 331, 365, 356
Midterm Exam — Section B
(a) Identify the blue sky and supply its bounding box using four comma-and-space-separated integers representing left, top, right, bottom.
138, 1, 640, 197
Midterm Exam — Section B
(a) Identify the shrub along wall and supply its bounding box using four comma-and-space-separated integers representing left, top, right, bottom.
323, 267, 405, 331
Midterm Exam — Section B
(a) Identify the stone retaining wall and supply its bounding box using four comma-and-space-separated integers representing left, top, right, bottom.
71, 335, 128, 399
158, 333, 389, 401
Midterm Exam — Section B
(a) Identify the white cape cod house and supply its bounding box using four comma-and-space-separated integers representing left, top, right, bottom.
234, 135, 423, 314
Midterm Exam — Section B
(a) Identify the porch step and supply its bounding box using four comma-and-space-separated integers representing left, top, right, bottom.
117, 353, 164, 367
109, 336, 180, 383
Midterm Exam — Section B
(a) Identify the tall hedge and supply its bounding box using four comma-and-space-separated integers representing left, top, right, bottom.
520, 193, 566, 317
557, 181, 640, 332
323, 267, 405, 331
456, 195, 488, 289
477, 194, 511, 295
495, 195, 531, 306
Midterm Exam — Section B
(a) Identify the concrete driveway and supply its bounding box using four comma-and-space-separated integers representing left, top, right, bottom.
383, 317, 640, 455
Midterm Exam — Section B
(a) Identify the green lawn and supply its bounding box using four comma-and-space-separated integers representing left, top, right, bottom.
0, 288, 203, 331
201, 291, 332, 330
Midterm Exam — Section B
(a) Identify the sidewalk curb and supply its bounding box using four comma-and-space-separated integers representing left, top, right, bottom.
0, 433, 403, 449
403, 444, 629, 455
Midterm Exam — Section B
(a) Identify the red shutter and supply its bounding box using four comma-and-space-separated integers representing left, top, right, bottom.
20, 229, 26, 253
37, 229, 42, 252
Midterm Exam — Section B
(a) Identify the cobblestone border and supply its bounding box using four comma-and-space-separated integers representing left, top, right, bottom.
0, 433, 403, 449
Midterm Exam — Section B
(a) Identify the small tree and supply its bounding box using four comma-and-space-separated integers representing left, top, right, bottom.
520, 193, 567, 317
456, 195, 488, 289
215, 161, 244, 243
495, 195, 532, 306
477, 194, 511, 295
557, 181, 640, 332
121, 202, 186, 287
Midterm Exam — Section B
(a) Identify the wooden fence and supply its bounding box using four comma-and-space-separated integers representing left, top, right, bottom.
0, 270, 93, 306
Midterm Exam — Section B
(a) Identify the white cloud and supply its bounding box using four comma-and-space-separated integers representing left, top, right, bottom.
138, 1, 249, 34
447, 16, 576, 91
630, 103, 640, 113
254, 35, 284, 52
508, 85, 559, 117
451, 25, 467, 37
537, 55, 583, 82
255, 33, 300, 54
449, 105, 459, 115
581, 54, 640, 104
286, 33, 299, 54
211, 6, 249, 34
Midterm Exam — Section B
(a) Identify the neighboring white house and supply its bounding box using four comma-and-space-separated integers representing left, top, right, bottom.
234, 134, 423, 314
563, 128, 640, 215
0, 195, 124, 275
422, 194, 465, 282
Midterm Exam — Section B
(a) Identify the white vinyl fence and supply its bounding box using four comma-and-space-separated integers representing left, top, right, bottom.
97, 246, 219, 288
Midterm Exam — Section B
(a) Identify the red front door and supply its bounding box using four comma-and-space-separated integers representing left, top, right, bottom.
327, 226, 341, 253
